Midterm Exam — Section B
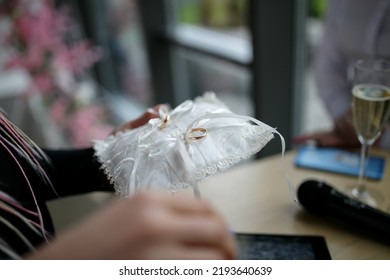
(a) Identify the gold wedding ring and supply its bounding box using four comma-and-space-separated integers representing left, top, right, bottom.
187, 127, 207, 141
159, 114, 170, 129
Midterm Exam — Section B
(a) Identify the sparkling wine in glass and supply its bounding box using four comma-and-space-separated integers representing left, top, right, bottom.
348, 59, 390, 209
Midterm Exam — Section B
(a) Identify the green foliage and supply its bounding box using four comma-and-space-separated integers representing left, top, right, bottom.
177, 0, 247, 27
309, 0, 328, 19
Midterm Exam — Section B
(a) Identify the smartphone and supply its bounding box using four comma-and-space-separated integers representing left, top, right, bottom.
295, 146, 386, 180
235, 232, 332, 260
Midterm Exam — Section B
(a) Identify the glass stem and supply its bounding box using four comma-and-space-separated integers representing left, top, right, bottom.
356, 141, 371, 195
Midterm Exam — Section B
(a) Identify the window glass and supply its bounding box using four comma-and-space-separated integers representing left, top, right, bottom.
173, 48, 253, 116
175, 0, 249, 37
303, 0, 332, 134
106, 0, 153, 106
169, 0, 252, 115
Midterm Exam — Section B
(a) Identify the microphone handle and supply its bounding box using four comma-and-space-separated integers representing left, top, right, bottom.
298, 180, 390, 242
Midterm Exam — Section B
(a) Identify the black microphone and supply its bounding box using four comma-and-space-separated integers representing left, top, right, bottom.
297, 179, 390, 243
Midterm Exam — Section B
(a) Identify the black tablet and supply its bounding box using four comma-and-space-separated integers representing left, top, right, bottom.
235, 233, 332, 260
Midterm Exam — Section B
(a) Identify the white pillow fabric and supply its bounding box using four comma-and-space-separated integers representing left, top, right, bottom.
93, 93, 279, 198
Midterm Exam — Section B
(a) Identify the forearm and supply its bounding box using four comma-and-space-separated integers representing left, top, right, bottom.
42, 148, 112, 200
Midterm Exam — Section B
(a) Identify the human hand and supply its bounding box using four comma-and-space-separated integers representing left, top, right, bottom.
27, 192, 236, 260
111, 104, 171, 135
294, 111, 360, 148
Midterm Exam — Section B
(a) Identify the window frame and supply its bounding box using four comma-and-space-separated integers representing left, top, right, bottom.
137, 0, 307, 156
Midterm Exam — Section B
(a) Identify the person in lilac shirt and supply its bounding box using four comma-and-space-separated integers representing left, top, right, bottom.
296, 0, 390, 149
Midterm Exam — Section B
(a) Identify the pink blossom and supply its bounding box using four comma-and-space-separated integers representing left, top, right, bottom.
25, 46, 46, 70
13, 0, 68, 51
50, 98, 68, 124
5, 57, 26, 69
0, 0, 110, 147
32, 73, 54, 96
54, 41, 102, 76
33, 2, 69, 50
67, 106, 113, 147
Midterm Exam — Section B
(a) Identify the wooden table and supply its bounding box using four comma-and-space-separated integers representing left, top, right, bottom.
195, 149, 390, 260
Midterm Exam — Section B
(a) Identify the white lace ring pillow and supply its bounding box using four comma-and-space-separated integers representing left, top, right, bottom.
93, 92, 277, 198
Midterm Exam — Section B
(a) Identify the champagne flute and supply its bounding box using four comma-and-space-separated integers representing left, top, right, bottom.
347, 59, 390, 210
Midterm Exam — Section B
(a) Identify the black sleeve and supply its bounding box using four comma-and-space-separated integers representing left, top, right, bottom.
41, 148, 113, 201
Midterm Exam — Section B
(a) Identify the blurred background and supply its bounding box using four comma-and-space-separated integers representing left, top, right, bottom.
0, 0, 332, 229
